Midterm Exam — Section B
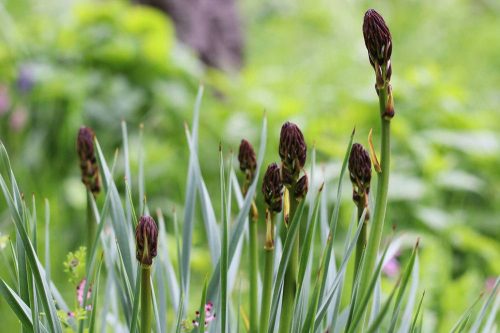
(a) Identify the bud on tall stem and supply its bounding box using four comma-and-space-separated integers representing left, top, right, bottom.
238, 138, 259, 333
238, 139, 257, 193
363, 9, 394, 119
358, 9, 394, 307
77, 126, 100, 258
348, 143, 372, 289
278, 121, 307, 333
136, 216, 158, 333
77, 127, 100, 196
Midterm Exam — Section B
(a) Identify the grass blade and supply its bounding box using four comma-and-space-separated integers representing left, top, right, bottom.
207, 114, 267, 303
180, 85, 204, 308
387, 242, 420, 333
470, 277, 500, 333
0, 172, 61, 332
265, 200, 306, 333
409, 291, 425, 333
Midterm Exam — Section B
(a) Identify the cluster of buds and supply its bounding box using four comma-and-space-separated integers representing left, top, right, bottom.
135, 216, 158, 266
262, 163, 284, 213
76, 127, 100, 196
348, 143, 372, 207
279, 122, 308, 199
363, 9, 394, 118
238, 139, 257, 185
192, 302, 216, 329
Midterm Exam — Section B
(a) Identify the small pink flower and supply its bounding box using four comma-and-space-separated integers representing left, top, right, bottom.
383, 257, 400, 278
192, 301, 216, 331
10, 107, 28, 132
77, 279, 92, 308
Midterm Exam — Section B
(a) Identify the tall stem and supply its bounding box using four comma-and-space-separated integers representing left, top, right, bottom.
353, 196, 369, 286
259, 211, 275, 333
86, 190, 95, 256
140, 265, 152, 333
249, 202, 259, 333
279, 191, 299, 333
358, 85, 391, 301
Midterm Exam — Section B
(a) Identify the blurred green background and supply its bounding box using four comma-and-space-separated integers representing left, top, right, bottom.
0, 0, 499, 331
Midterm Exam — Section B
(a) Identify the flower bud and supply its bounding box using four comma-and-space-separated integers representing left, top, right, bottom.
77, 127, 100, 195
262, 163, 284, 213
363, 9, 392, 69
279, 122, 307, 186
294, 174, 308, 201
238, 139, 257, 182
135, 216, 158, 266
348, 143, 372, 203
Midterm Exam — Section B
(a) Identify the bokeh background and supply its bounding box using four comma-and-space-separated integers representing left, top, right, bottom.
0, 0, 499, 331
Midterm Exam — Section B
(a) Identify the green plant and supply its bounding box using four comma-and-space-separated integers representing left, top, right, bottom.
0, 9, 499, 333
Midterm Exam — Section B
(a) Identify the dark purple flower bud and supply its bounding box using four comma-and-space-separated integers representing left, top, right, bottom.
279, 122, 307, 186
348, 143, 372, 203
135, 216, 158, 266
262, 163, 284, 213
238, 139, 257, 181
363, 9, 392, 68
77, 127, 100, 195
294, 174, 309, 200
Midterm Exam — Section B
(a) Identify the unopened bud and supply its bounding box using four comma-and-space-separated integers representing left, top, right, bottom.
262, 163, 284, 213
77, 127, 100, 195
294, 175, 309, 200
135, 216, 158, 266
238, 139, 257, 182
279, 122, 307, 186
348, 143, 372, 203
363, 9, 392, 69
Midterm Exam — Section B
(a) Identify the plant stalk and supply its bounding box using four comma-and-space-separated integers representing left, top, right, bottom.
358, 82, 392, 303
140, 265, 152, 333
260, 211, 275, 332
86, 190, 95, 256
353, 195, 369, 286
279, 190, 299, 333
249, 201, 259, 333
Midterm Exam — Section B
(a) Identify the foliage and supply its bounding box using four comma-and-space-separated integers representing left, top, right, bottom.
0, 0, 499, 331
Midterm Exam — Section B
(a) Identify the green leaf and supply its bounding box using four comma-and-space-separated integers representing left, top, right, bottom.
469, 277, 499, 333
265, 200, 306, 333
88, 254, 104, 333
197, 279, 208, 333
0, 167, 62, 332
409, 291, 426, 333
129, 266, 142, 333
180, 85, 204, 308
387, 243, 420, 332
95, 140, 136, 287
220, 146, 229, 333
317, 128, 355, 308
206, 114, 267, 303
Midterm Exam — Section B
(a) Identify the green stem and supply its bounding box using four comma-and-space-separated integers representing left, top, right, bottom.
86, 190, 95, 257
249, 203, 259, 333
260, 212, 275, 332
358, 84, 392, 304
353, 197, 369, 288
140, 265, 152, 333
279, 191, 299, 333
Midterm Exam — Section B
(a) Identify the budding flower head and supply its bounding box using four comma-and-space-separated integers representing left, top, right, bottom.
348, 143, 372, 203
135, 216, 158, 266
262, 163, 284, 213
279, 122, 307, 186
238, 139, 257, 181
363, 9, 392, 68
77, 126, 100, 196
294, 174, 309, 200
